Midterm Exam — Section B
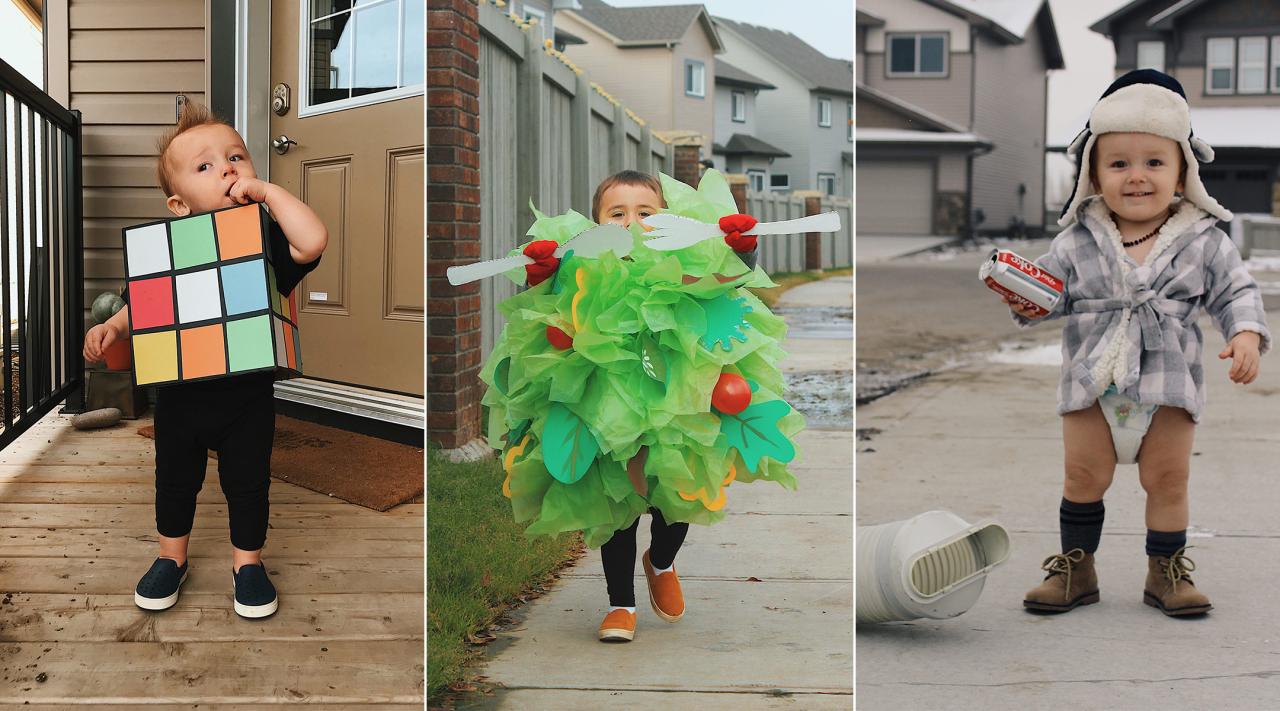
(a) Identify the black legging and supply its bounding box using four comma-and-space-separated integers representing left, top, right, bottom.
600, 507, 689, 607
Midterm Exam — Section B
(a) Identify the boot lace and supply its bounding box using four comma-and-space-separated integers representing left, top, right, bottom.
1041, 548, 1086, 601
1159, 546, 1196, 590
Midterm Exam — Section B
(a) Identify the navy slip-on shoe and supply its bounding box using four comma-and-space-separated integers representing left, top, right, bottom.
134, 558, 188, 611
232, 562, 278, 619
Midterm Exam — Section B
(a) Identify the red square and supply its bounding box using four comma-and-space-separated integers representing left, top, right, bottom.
129, 276, 175, 329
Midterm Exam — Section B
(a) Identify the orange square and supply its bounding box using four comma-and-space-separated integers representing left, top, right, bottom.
214, 204, 264, 260
180, 324, 227, 379
283, 321, 297, 369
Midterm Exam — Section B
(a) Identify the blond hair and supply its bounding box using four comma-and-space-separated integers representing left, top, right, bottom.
155, 103, 234, 197
591, 170, 664, 222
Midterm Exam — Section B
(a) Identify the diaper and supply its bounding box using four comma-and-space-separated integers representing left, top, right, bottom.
1097, 386, 1159, 464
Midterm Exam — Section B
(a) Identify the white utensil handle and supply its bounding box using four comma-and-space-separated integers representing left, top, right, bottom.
446, 254, 532, 286
749, 211, 842, 236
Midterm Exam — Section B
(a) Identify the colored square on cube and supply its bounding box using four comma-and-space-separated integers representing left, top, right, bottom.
267, 269, 281, 314
169, 213, 218, 269
273, 317, 288, 368
214, 204, 264, 260
133, 331, 178, 385
221, 259, 269, 315
175, 269, 223, 323
180, 324, 227, 379
226, 314, 275, 372
129, 276, 175, 329
293, 324, 303, 370
124, 223, 171, 276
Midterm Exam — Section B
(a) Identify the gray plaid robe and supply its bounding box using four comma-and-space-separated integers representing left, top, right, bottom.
1017, 197, 1270, 422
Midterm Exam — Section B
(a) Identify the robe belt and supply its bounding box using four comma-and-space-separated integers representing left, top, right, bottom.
1072, 293, 1194, 351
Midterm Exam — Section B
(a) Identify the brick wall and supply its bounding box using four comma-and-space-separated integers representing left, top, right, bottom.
427, 0, 483, 448
673, 142, 702, 188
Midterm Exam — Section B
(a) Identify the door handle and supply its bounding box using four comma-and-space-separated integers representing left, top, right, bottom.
273, 135, 298, 155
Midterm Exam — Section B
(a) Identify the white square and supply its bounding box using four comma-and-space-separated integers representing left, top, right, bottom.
175, 269, 223, 323
274, 316, 287, 367
124, 223, 172, 277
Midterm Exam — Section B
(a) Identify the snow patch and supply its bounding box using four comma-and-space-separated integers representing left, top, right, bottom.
987, 342, 1062, 366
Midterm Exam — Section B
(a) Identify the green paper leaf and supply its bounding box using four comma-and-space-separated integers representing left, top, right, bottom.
698, 293, 753, 352
720, 399, 796, 473
551, 249, 575, 295
543, 403, 600, 484
494, 357, 511, 395
508, 419, 531, 448
639, 333, 667, 387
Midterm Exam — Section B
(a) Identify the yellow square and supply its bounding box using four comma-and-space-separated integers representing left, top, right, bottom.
133, 330, 179, 385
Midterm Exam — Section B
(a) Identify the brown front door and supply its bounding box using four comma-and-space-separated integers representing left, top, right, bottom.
269, 0, 424, 395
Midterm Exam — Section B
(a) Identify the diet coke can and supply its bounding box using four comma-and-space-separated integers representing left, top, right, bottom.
979, 249, 1064, 318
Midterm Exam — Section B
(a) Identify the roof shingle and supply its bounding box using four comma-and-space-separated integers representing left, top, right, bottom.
712, 16, 852, 96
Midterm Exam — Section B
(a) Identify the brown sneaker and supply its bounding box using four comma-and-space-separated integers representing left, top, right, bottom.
1144, 547, 1212, 617
1023, 548, 1100, 613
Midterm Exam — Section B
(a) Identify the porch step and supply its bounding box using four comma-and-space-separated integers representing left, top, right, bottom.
272, 378, 423, 430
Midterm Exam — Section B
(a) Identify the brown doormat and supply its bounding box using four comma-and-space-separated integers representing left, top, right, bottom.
138, 415, 423, 511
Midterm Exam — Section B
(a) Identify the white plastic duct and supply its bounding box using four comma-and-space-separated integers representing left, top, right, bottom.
857, 510, 1011, 624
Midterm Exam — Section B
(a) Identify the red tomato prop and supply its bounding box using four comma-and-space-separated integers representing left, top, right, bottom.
546, 325, 574, 350
711, 373, 751, 414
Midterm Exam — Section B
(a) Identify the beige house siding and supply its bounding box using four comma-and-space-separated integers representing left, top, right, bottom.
971, 25, 1048, 230
669, 20, 716, 152
856, 96, 915, 129
556, 12, 674, 128
46, 0, 208, 318
860, 0, 972, 53
861, 52, 973, 130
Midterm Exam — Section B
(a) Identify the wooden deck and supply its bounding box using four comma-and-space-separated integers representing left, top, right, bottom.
0, 410, 423, 706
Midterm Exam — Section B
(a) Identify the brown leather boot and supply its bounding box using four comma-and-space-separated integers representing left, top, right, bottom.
1144, 547, 1212, 617
1023, 548, 1100, 613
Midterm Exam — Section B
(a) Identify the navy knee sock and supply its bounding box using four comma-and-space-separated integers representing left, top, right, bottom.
1060, 497, 1105, 554
1146, 528, 1187, 558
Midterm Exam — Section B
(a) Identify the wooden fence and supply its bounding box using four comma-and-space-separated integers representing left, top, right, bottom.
748, 191, 853, 273
478, 3, 673, 355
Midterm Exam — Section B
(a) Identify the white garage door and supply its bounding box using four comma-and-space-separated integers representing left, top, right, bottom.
856, 160, 934, 235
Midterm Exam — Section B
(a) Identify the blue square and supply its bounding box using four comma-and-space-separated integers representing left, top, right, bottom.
220, 259, 269, 316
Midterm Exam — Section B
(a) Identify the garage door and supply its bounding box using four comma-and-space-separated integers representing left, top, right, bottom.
856, 160, 934, 234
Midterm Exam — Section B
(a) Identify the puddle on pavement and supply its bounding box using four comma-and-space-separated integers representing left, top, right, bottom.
784, 370, 853, 428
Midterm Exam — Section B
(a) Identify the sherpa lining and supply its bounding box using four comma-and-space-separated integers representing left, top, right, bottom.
1086, 197, 1207, 390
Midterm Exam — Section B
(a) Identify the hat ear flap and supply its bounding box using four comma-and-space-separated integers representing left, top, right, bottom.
1190, 135, 1214, 163
1066, 126, 1090, 157
1058, 130, 1093, 224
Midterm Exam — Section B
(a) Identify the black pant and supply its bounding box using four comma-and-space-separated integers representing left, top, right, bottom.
600, 507, 689, 607
153, 374, 276, 551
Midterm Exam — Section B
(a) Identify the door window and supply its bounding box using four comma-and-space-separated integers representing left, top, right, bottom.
303, 0, 425, 116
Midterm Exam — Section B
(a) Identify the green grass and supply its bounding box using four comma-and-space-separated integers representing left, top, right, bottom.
426, 449, 580, 701
749, 267, 853, 308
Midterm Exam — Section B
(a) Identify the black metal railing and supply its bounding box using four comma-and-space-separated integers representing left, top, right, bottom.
0, 58, 84, 450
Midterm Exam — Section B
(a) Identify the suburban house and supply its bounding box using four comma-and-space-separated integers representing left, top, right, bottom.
712, 17, 854, 197
1089, 0, 1280, 220
554, 0, 722, 154
502, 0, 587, 51
711, 59, 789, 192
856, 0, 1063, 237
43, 0, 425, 436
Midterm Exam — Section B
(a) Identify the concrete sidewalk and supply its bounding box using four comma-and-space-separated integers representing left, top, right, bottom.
856, 320, 1280, 710
461, 280, 854, 709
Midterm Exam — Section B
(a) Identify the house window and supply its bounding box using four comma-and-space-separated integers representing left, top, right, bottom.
818, 98, 831, 127
731, 90, 746, 122
817, 173, 836, 196
886, 33, 947, 77
770, 173, 789, 191
522, 6, 546, 43
1272, 37, 1280, 92
303, 0, 425, 116
1206, 37, 1235, 93
1240, 36, 1267, 93
685, 60, 705, 97
1137, 40, 1165, 73
847, 101, 853, 142
747, 170, 766, 192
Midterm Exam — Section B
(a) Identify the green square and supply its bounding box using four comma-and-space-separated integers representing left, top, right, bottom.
226, 314, 276, 372
170, 214, 218, 268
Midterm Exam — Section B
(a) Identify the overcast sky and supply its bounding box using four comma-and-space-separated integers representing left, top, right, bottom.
606, 0, 853, 60
1046, 0, 1129, 145
0, 1, 43, 87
